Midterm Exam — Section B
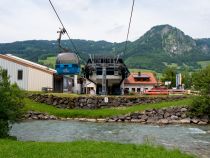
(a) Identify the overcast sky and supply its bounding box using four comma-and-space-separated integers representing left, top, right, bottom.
0, 0, 210, 43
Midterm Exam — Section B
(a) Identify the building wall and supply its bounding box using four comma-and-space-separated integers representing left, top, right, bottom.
124, 84, 154, 93
0, 58, 29, 90
83, 79, 96, 94
28, 67, 53, 91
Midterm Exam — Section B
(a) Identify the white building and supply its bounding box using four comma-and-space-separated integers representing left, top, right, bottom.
0, 54, 56, 91
124, 72, 158, 94
83, 79, 96, 94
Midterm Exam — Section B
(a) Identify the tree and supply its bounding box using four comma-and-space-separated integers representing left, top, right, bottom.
192, 65, 210, 94
181, 67, 192, 89
0, 69, 24, 138
189, 65, 210, 118
161, 66, 177, 88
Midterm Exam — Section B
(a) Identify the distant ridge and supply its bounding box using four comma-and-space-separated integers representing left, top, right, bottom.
0, 24, 210, 72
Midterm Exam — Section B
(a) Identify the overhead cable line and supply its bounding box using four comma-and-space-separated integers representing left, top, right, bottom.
124, 0, 135, 54
48, 0, 80, 56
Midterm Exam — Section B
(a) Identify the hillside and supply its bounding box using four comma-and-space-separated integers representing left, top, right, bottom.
0, 24, 210, 72
124, 25, 210, 71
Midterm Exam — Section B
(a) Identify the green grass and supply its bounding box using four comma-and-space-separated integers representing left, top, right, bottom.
28, 91, 180, 98
38, 56, 56, 68
129, 68, 155, 73
162, 62, 179, 68
24, 98, 192, 118
197, 60, 210, 68
0, 139, 195, 158
27, 91, 83, 98
46, 93, 81, 98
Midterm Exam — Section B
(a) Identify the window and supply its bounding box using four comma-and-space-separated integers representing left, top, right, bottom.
96, 68, 102, 75
124, 88, 129, 94
17, 70, 23, 80
137, 88, 141, 92
132, 88, 135, 92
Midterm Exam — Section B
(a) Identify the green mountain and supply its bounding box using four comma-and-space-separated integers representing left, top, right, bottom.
0, 24, 210, 72
124, 25, 210, 71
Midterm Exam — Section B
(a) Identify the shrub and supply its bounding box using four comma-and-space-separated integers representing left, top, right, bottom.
192, 65, 210, 95
189, 96, 210, 118
0, 69, 24, 138
190, 65, 210, 118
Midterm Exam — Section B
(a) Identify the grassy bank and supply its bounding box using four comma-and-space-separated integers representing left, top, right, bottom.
24, 98, 192, 118
0, 139, 195, 158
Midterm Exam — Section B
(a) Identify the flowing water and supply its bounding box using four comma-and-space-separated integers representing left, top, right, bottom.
10, 120, 210, 158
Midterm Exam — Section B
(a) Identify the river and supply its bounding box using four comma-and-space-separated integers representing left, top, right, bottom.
10, 120, 210, 158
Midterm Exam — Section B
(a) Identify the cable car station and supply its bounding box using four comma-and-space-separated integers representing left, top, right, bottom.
83, 55, 129, 95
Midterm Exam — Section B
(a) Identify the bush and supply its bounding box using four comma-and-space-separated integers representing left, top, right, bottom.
189, 96, 210, 118
192, 65, 210, 94
0, 69, 24, 138
190, 65, 210, 118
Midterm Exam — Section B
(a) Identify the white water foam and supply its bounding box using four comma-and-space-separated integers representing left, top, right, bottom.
188, 128, 206, 134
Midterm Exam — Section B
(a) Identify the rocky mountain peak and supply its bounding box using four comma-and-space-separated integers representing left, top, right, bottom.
138, 24, 197, 55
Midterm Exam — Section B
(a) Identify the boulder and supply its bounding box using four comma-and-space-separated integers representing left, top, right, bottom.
130, 119, 142, 123
180, 108, 188, 112
164, 112, 171, 118
125, 116, 131, 120
53, 100, 58, 106
147, 118, 156, 123
158, 119, 169, 124
198, 121, 208, 125
180, 118, 191, 124
170, 120, 181, 124
78, 118, 87, 121
157, 109, 164, 115
108, 119, 117, 122
191, 119, 199, 124
86, 118, 97, 122
181, 113, 187, 119
118, 116, 126, 121
97, 119, 105, 123
32, 116, 38, 120
49, 115, 57, 120
141, 115, 148, 120
171, 115, 178, 120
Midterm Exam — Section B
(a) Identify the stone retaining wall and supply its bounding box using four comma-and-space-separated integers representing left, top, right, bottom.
29, 94, 187, 109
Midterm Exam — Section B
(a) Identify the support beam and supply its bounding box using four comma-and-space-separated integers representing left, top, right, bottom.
101, 66, 107, 95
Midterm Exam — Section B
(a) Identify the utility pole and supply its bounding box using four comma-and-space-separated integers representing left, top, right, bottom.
102, 66, 107, 95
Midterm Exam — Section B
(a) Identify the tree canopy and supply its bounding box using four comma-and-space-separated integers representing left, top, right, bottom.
192, 65, 210, 94
161, 66, 177, 88
190, 65, 210, 118
0, 69, 24, 138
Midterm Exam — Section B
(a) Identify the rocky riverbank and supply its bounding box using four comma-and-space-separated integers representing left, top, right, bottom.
28, 94, 187, 109
24, 106, 209, 125
106, 107, 209, 125
23, 111, 106, 122
24, 111, 58, 120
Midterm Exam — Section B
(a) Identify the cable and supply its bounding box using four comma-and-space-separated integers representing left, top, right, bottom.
124, 0, 135, 53
48, 0, 80, 56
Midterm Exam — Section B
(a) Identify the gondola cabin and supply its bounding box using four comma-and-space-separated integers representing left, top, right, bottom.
55, 52, 80, 75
